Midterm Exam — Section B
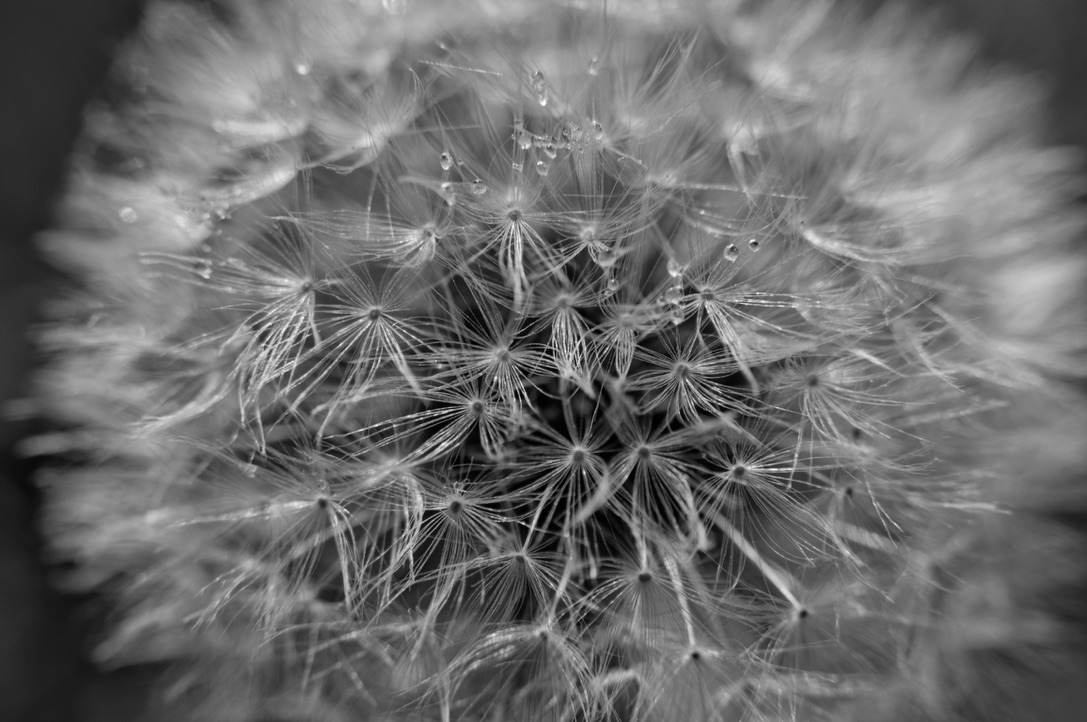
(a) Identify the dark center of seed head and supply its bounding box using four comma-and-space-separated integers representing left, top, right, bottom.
637, 571, 652, 583
368, 308, 383, 321
448, 499, 463, 515
507, 209, 522, 222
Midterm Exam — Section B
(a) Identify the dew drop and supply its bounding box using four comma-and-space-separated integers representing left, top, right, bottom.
590, 119, 604, 141
535, 159, 550, 177
440, 181, 456, 206
514, 120, 534, 151
669, 307, 685, 326
748, 238, 761, 251
193, 259, 213, 279
119, 207, 138, 223
596, 248, 618, 269
724, 243, 739, 261
439, 152, 453, 170
542, 141, 558, 160
530, 70, 549, 107
294, 54, 313, 76
606, 277, 621, 293
662, 286, 683, 305
470, 179, 487, 196
587, 55, 601, 76
667, 257, 685, 279
511, 160, 524, 173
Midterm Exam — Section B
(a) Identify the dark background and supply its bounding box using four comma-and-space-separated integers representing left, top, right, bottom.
2, 1, 1085, 720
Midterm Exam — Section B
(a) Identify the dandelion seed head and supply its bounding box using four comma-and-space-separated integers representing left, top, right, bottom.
31, 0, 1087, 720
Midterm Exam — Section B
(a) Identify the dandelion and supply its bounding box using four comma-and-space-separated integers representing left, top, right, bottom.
29, 0, 1087, 720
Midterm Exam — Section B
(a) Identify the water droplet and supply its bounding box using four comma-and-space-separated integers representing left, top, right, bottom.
294, 55, 313, 76
663, 286, 683, 305
669, 307, 685, 326
535, 159, 550, 177
439, 152, 453, 170
471, 179, 487, 196
511, 160, 524, 173
440, 181, 456, 205
119, 207, 138, 223
587, 56, 601, 76
542, 141, 558, 160
596, 247, 618, 269
516, 129, 534, 151
565, 122, 583, 143
724, 243, 739, 261
530, 70, 549, 107
667, 258, 685, 279
748, 238, 761, 251
606, 277, 621, 293
193, 259, 213, 279
590, 119, 604, 141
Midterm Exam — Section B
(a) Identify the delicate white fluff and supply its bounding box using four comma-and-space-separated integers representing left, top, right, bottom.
34, 1, 1087, 720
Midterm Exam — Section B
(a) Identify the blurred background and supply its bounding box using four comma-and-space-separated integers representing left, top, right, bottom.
2, 1, 1085, 720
